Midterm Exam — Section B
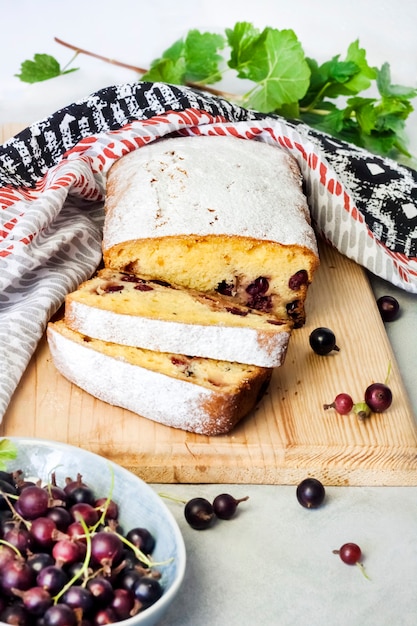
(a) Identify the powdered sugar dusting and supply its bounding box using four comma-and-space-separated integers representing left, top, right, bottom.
47, 323, 270, 435
103, 135, 318, 255
66, 299, 290, 367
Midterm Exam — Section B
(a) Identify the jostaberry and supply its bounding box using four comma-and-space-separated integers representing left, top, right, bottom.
0, 468, 166, 623
16, 486, 49, 520
212, 494, 249, 520
296, 478, 326, 509
309, 327, 340, 356
333, 542, 370, 579
184, 497, 215, 530
377, 295, 400, 322
323, 393, 354, 415
364, 382, 393, 413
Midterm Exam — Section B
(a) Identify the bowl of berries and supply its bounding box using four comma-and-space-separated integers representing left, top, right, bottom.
0, 437, 186, 626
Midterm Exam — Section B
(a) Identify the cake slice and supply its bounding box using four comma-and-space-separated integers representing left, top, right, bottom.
64, 268, 292, 367
47, 319, 272, 436
102, 134, 319, 327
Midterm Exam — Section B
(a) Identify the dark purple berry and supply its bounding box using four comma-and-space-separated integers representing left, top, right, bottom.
212, 493, 249, 520
296, 478, 326, 509
288, 269, 308, 290
184, 497, 215, 530
246, 276, 269, 296
216, 280, 235, 296
125, 527, 155, 554
16, 486, 49, 519
364, 382, 393, 413
0, 604, 31, 625
103, 283, 124, 293
309, 327, 339, 355
43, 604, 77, 626
133, 576, 163, 608
377, 295, 400, 322
134, 283, 154, 291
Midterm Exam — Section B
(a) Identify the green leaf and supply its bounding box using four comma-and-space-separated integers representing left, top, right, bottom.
361, 128, 409, 158
142, 54, 187, 84
336, 39, 376, 94
0, 438, 17, 470
377, 62, 417, 99
344, 96, 378, 134
301, 93, 413, 159
301, 40, 376, 108
227, 25, 310, 112
142, 38, 187, 83
142, 30, 225, 85
15, 53, 78, 83
300, 105, 347, 136
183, 30, 225, 83
226, 21, 263, 79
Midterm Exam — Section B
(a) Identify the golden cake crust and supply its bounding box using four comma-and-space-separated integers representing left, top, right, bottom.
102, 135, 319, 326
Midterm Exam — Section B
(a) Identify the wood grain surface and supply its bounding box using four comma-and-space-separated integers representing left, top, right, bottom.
1, 123, 416, 486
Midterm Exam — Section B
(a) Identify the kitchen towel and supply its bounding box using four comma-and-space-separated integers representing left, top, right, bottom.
1, 81, 416, 420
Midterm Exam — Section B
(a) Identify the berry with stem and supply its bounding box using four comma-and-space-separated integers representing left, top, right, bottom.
296, 478, 325, 509
0, 558, 35, 595
323, 393, 354, 415
159, 491, 249, 526
0, 466, 167, 623
212, 494, 249, 520
364, 382, 393, 413
333, 542, 370, 579
10, 586, 53, 616
16, 486, 49, 520
309, 327, 340, 356
184, 497, 215, 530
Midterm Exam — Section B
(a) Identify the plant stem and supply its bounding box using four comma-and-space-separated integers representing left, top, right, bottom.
54, 37, 147, 73
357, 561, 371, 580
303, 81, 332, 112
158, 492, 187, 505
54, 37, 238, 100
299, 106, 331, 116
0, 538, 23, 559
61, 50, 80, 72
52, 515, 92, 603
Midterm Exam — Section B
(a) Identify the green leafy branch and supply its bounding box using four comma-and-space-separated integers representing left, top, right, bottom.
14, 23, 417, 162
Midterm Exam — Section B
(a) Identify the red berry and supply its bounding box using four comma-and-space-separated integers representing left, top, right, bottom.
333, 542, 370, 579
336, 542, 362, 565
323, 393, 354, 415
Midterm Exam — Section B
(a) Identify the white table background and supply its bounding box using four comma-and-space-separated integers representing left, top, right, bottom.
1, 2, 417, 625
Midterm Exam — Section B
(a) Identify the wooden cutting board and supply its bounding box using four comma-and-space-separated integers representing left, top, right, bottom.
1, 123, 416, 486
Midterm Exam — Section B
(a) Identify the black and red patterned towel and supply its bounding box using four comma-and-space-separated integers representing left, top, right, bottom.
1, 81, 416, 420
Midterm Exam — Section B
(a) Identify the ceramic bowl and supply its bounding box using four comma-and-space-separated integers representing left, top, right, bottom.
2, 437, 186, 626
